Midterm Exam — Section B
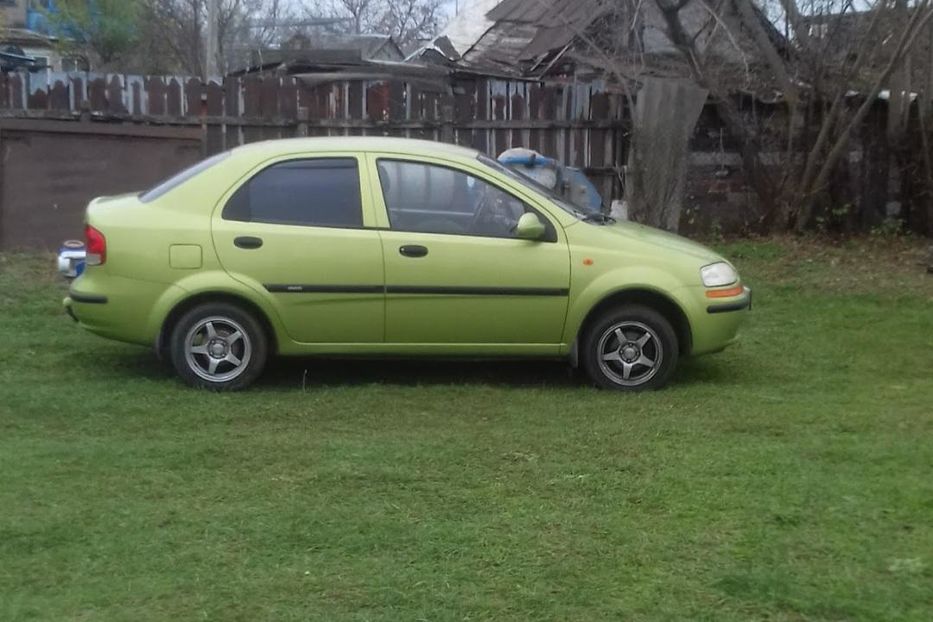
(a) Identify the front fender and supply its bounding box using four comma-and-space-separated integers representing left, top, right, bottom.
561, 266, 694, 346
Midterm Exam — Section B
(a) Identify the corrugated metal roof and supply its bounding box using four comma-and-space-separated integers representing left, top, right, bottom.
440, 0, 502, 57
460, 0, 609, 70
486, 0, 546, 22
444, 0, 785, 93
488, 0, 604, 27
462, 21, 541, 72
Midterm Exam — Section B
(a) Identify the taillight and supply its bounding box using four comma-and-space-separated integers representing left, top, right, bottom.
85, 225, 106, 266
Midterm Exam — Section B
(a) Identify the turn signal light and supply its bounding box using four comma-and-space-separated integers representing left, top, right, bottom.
85, 225, 106, 266
705, 284, 744, 298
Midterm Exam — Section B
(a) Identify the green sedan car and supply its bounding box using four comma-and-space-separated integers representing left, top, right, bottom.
63, 137, 750, 391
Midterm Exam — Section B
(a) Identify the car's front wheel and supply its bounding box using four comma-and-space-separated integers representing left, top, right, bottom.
169, 302, 268, 390
581, 305, 678, 391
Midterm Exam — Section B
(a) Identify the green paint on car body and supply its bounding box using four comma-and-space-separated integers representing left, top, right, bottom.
64, 137, 749, 387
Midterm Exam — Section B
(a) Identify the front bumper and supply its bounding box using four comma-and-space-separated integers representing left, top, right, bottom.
706, 286, 752, 314
680, 285, 752, 356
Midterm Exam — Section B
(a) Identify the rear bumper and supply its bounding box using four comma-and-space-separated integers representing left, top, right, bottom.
63, 297, 78, 322
64, 272, 177, 346
69, 291, 108, 304
64, 289, 108, 323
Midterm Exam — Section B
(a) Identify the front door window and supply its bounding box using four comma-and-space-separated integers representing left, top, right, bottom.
376, 159, 554, 241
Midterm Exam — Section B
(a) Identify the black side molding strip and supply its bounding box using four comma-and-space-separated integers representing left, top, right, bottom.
707, 300, 750, 314
265, 284, 384, 294
264, 284, 569, 297
387, 285, 569, 297
70, 292, 108, 304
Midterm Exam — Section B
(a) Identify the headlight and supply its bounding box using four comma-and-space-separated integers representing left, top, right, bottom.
700, 262, 738, 287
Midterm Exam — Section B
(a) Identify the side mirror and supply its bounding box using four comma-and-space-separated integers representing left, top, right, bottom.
514, 212, 546, 240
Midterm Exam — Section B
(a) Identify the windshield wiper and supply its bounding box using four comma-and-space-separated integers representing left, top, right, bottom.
581, 213, 615, 225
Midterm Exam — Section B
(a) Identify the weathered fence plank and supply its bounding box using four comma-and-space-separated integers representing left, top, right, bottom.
0, 69, 628, 207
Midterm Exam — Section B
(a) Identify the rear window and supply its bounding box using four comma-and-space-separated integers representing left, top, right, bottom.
222, 158, 363, 228
140, 151, 231, 203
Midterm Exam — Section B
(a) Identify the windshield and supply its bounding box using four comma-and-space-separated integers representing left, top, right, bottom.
140, 151, 231, 203
476, 154, 585, 218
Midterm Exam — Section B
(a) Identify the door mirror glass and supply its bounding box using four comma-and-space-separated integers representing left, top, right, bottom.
514, 212, 546, 240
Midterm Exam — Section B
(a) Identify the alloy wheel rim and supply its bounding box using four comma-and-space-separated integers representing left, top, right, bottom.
184, 316, 252, 383
596, 321, 663, 387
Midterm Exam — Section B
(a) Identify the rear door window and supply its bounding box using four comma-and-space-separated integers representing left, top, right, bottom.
223, 158, 363, 228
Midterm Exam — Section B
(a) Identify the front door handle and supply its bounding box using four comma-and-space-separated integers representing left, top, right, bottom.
234, 236, 263, 249
399, 245, 428, 258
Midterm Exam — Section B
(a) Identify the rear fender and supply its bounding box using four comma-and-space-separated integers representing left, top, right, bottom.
146, 270, 288, 352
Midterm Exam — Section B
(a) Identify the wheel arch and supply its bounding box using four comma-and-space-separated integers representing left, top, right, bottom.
155, 291, 279, 360
575, 288, 693, 357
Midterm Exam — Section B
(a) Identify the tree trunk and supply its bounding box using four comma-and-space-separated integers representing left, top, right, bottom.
655, 0, 779, 231
796, 3, 933, 231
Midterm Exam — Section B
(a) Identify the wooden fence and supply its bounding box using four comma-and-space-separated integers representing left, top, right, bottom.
0, 70, 628, 201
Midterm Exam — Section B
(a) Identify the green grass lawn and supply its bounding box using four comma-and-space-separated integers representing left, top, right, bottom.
1, 238, 931, 621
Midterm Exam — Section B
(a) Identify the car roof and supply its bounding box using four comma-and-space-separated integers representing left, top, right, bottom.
231, 136, 482, 160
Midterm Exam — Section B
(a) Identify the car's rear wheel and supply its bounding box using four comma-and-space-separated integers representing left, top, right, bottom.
581, 305, 678, 391
169, 302, 268, 390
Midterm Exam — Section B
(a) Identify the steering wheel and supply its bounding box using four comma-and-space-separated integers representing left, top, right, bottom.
469, 193, 496, 235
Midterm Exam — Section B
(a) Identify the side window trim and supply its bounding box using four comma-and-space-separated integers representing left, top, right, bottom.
222, 157, 363, 229
374, 156, 559, 243
218, 153, 382, 230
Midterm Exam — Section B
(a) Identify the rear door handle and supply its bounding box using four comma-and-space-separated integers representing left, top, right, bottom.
399, 245, 428, 258
234, 236, 263, 249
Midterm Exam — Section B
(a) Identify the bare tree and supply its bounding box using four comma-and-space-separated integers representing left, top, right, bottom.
655, 0, 933, 231
140, 0, 294, 76
47, 0, 141, 69
327, 0, 381, 34
307, 0, 446, 51
547, 0, 729, 231
916, 8, 933, 234
772, 0, 932, 230
550, 0, 933, 233
652, 0, 784, 229
378, 0, 446, 50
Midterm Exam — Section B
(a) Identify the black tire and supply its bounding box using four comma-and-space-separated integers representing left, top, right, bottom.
169, 302, 269, 391
581, 304, 679, 391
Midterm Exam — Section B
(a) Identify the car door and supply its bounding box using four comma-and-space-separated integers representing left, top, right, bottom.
370, 155, 571, 351
212, 154, 385, 344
